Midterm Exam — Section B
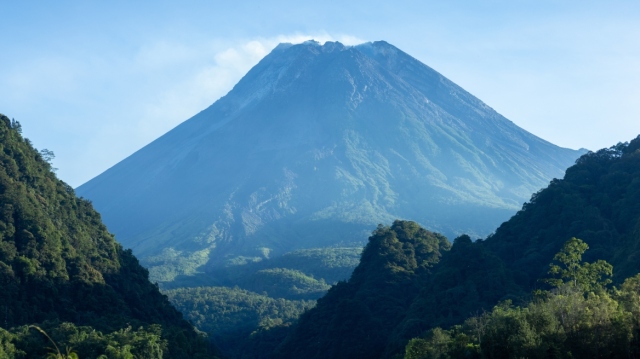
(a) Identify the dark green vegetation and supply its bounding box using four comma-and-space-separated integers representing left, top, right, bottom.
158, 247, 361, 358
404, 238, 640, 358
262, 247, 363, 284
1, 323, 171, 358
0, 115, 214, 358
236, 268, 330, 299
159, 247, 362, 298
391, 135, 640, 355
484, 138, 640, 285
165, 286, 315, 358
276, 221, 450, 359
265, 136, 640, 358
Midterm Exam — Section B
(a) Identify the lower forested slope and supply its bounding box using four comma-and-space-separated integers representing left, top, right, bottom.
392, 135, 640, 353
404, 238, 640, 359
0, 115, 213, 358
270, 135, 640, 359
156, 247, 362, 358
275, 221, 450, 359
165, 286, 315, 358
485, 138, 640, 283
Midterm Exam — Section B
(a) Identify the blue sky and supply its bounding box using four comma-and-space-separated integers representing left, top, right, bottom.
1, 1, 639, 187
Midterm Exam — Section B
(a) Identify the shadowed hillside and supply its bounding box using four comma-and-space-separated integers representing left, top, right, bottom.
0, 115, 213, 358
271, 136, 640, 358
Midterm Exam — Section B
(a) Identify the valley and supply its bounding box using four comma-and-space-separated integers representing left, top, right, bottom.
1, 36, 639, 359
68, 41, 593, 357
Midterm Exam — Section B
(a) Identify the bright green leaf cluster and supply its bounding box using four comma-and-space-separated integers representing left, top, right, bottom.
404, 238, 640, 359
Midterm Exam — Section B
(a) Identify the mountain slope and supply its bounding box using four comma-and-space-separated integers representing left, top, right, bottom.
271, 135, 640, 359
391, 135, 640, 355
276, 221, 450, 359
0, 115, 212, 357
280, 136, 640, 358
76, 40, 584, 280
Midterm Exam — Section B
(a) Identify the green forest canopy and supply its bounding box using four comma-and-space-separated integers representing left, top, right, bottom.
264, 136, 640, 359
0, 114, 214, 358
404, 238, 640, 359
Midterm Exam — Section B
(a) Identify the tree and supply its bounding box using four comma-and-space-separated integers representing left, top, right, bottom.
545, 237, 612, 292
10, 119, 21, 134
29, 326, 79, 359
40, 149, 55, 164
404, 238, 630, 358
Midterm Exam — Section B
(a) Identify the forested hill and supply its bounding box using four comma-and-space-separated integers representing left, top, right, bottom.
390, 136, 640, 351
484, 135, 640, 284
394, 134, 640, 336
0, 115, 213, 357
276, 221, 450, 359
272, 135, 640, 358
395, 135, 640, 354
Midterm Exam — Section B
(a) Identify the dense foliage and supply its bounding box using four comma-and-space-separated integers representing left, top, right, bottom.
275, 221, 450, 359
389, 136, 640, 353
250, 247, 363, 285
156, 247, 361, 357
159, 247, 362, 298
404, 238, 640, 358
271, 136, 640, 359
485, 136, 640, 285
1, 322, 170, 358
388, 235, 521, 354
0, 115, 213, 358
165, 286, 314, 358
236, 268, 330, 300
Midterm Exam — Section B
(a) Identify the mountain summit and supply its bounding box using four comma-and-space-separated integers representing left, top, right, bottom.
77, 40, 584, 280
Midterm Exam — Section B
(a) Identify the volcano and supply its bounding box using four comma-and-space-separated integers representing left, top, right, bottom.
77, 40, 584, 281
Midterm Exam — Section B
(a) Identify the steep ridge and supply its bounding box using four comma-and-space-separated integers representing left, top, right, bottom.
274, 135, 640, 358
76, 40, 584, 281
0, 115, 212, 357
389, 135, 640, 356
276, 221, 450, 359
